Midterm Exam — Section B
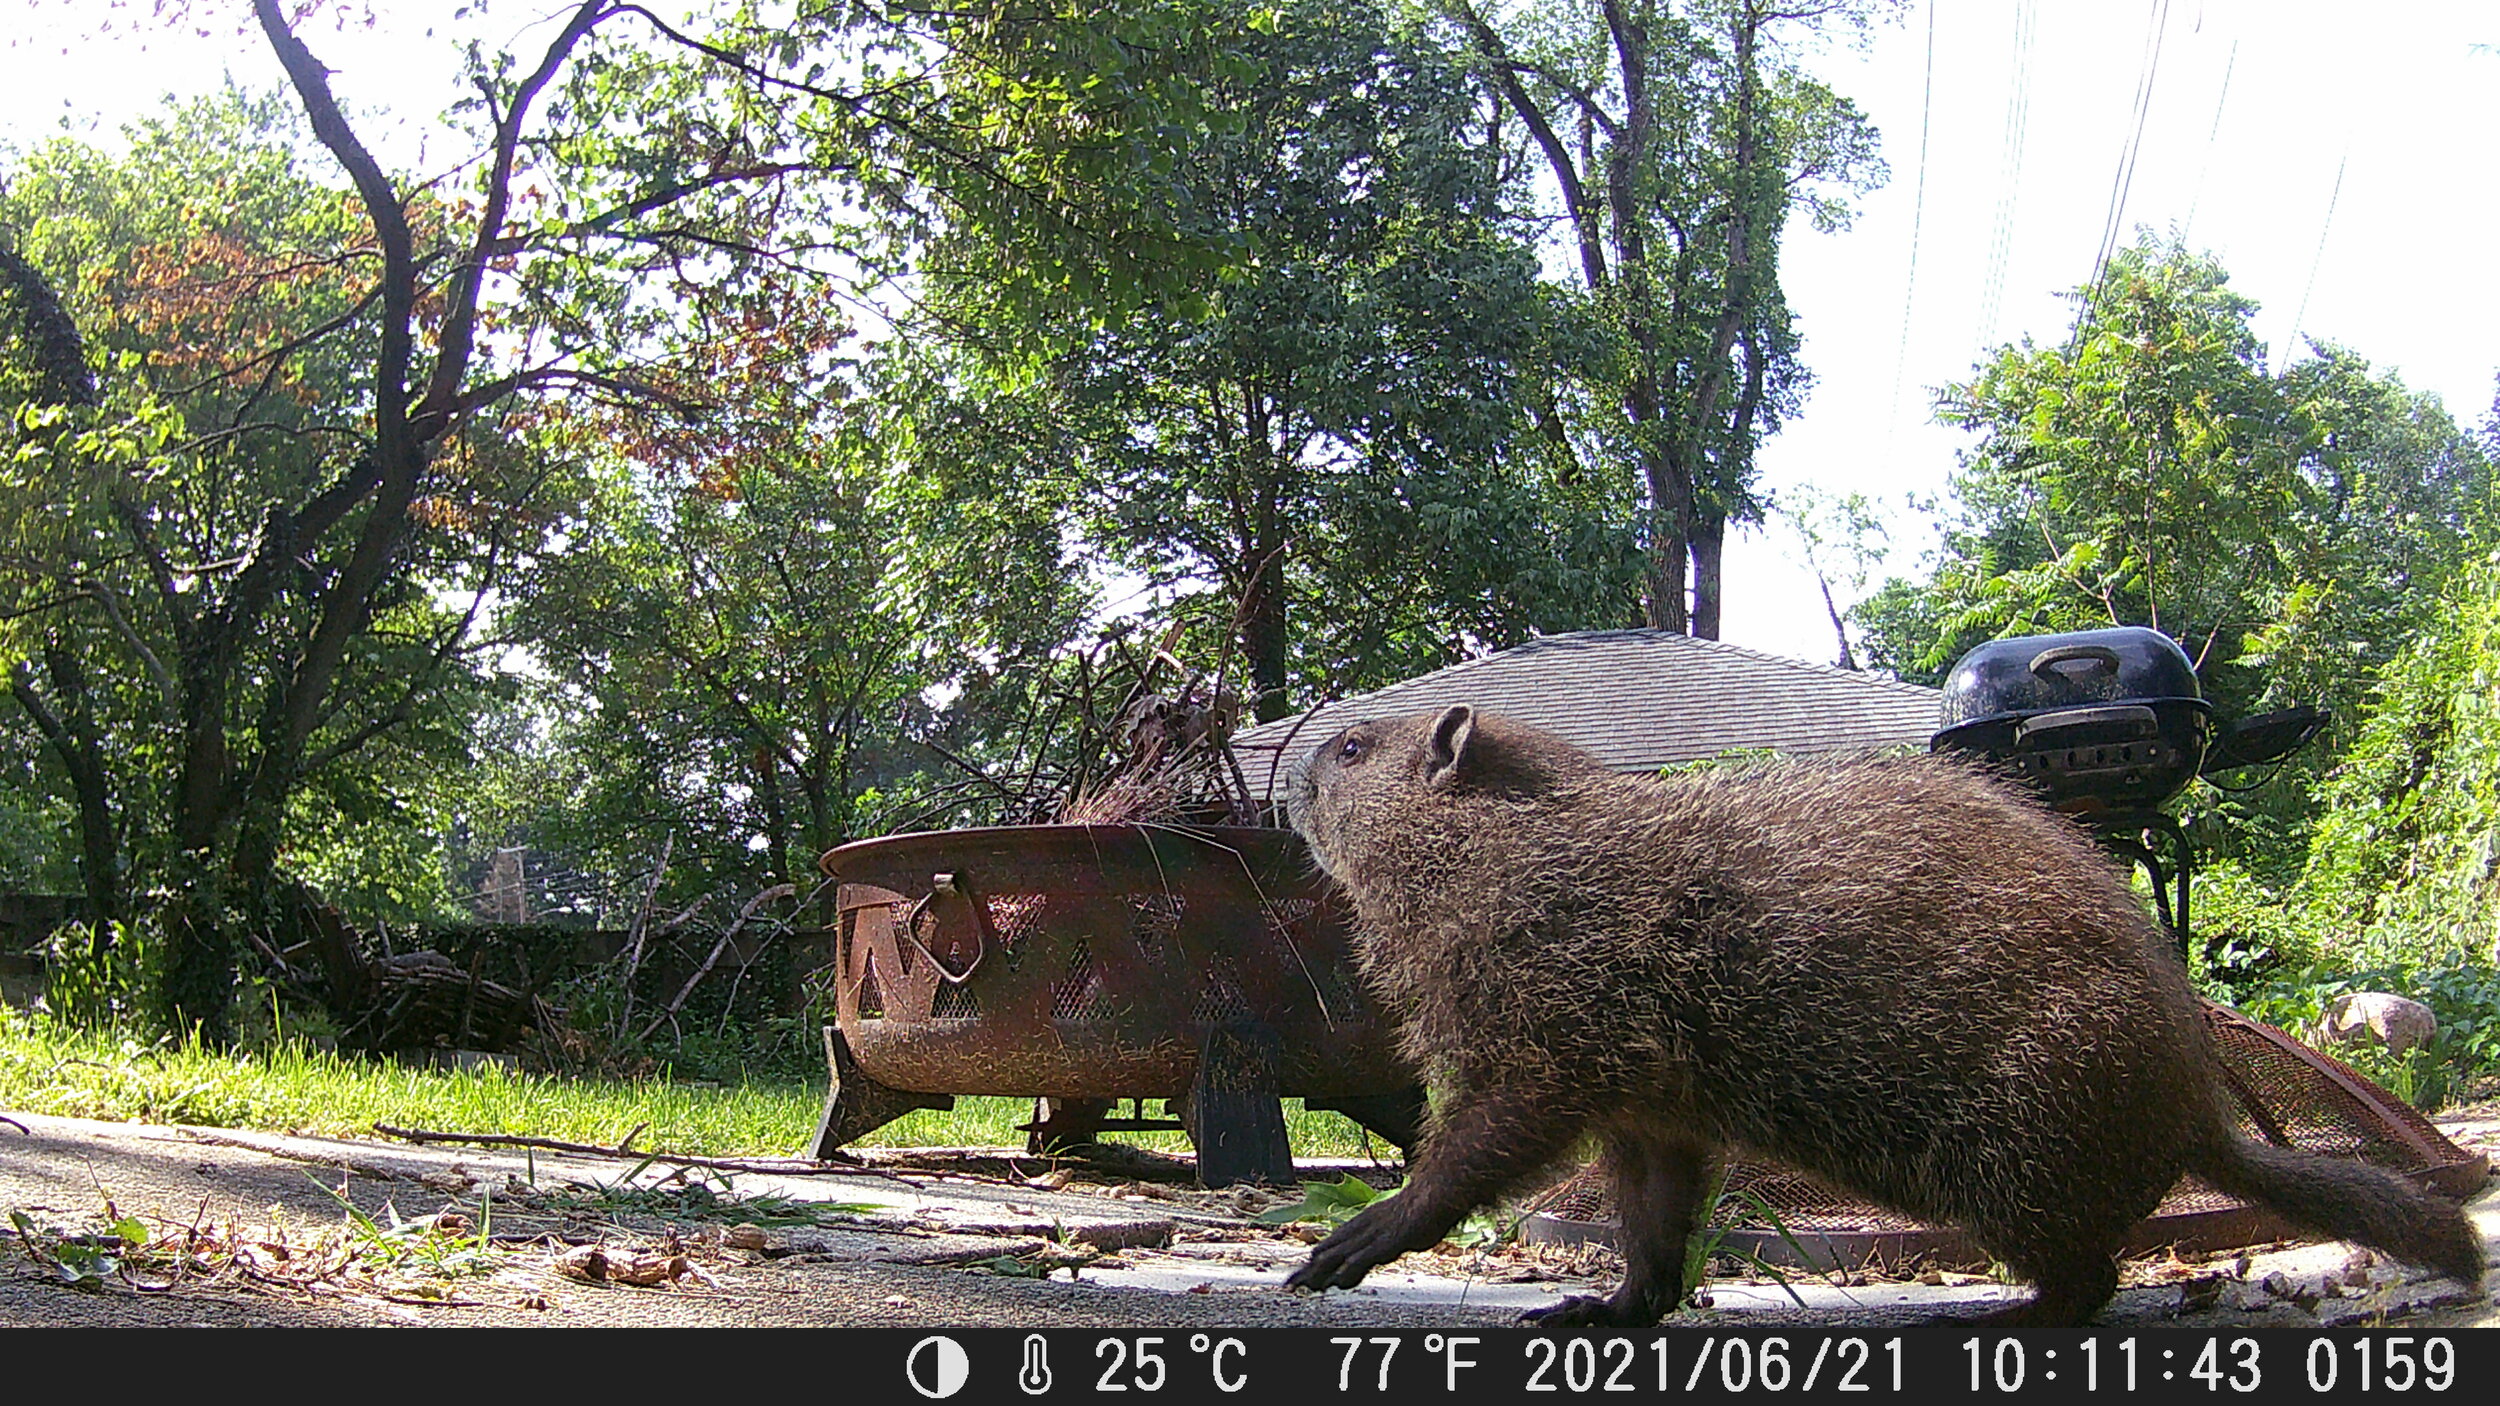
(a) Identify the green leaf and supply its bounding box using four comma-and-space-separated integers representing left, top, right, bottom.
1253, 1173, 1385, 1224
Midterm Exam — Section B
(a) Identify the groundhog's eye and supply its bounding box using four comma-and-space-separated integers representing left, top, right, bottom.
1337, 735, 1363, 763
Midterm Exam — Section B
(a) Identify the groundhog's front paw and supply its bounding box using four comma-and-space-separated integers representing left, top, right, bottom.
1523, 1294, 1640, 1329
1285, 1236, 1373, 1291
1286, 1214, 1408, 1291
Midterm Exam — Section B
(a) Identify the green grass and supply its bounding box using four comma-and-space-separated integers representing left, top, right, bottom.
0, 1008, 1382, 1161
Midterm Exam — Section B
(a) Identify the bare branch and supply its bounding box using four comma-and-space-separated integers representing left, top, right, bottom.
74, 580, 178, 724
415, 0, 616, 438
1449, 0, 1608, 291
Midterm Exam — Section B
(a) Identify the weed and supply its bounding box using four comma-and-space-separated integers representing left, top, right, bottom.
518, 1160, 882, 1229
7, 1182, 510, 1305
1681, 1177, 1816, 1308
1250, 1174, 1515, 1253
40, 921, 156, 1028
310, 1172, 500, 1282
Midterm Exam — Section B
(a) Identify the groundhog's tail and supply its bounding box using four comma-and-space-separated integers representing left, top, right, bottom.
2193, 1137, 2486, 1288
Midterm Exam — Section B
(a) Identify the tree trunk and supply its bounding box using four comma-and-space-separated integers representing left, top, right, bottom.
1640, 515, 1690, 632
158, 855, 232, 1038
1818, 571, 1858, 671
757, 747, 795, 889
1240, 541, 1291, 723
1689, 515, 1725, 640
8, 648, 123, 940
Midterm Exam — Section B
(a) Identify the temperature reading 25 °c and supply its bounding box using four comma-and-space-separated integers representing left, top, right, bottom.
1095, 1335, 1249, 1393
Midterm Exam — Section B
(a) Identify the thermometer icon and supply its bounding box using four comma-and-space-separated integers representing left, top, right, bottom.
1018, 1334, 1053, 1394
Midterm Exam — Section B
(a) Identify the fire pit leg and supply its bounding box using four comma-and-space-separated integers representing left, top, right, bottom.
1306, 1086, 1428, 1158
806, 1025, 955, 1159
1185, 1020, 1295, 1188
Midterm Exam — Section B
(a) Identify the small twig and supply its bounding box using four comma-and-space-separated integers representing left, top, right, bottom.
615, 1121, 649, 1155
237, 924, 297, 978
614, 833, 674, 1038
368, 1122, 924, 1187
1, 1114, 29, 1135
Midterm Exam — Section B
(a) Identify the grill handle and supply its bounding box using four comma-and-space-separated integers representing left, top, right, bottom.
2203, 704, 2330, 773
2012, 703, 2159, 744
2028, 643, 2124, 679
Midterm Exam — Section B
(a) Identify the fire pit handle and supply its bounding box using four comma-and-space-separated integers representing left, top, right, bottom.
2028, 643, 2123, 679
902, 872, 989, 985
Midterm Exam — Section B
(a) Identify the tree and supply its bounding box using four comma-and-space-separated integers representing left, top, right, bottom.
1, 0, 1266, 1039
1856, 237, 2490, 872
501, 339, 1093, 897
934, 1, 1640, 720
1775, 483, 1886, 669
1862, 239, 2487, 695
5, 90, 427, 952
1443, 0, 1888, 636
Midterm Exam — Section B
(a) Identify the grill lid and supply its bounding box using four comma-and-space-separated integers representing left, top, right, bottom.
1936, 626, 2206, 731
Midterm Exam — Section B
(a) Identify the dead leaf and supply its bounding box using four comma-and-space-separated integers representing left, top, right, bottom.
552, 1243, 690, 1287
2178, 1277, 2227, 1312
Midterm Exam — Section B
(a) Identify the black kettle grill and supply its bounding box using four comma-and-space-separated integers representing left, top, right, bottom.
1930, 626, 2326, 947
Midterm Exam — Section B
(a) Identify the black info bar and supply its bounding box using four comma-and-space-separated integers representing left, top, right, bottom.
820, 1326, 2484, 1403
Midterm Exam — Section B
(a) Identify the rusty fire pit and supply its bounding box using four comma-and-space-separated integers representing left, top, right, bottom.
806, 824, 1420, 1185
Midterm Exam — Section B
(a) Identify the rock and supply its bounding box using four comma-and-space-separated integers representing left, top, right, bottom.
2317, 993, 2438, 1056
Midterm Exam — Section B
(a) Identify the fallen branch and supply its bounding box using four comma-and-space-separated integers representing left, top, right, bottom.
368, 1122, 926, 1188
637, 882, 796, 1042
1, 1115, 29, 1135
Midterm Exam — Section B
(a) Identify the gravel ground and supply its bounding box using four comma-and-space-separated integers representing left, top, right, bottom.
2, 1107, 2492, 1330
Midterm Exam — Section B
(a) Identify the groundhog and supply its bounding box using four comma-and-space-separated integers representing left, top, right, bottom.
1282, 705, 2485, 1327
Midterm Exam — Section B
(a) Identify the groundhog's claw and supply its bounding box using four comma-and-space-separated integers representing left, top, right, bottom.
1523, 1294, 1642, 1330
1285, 1233, 1378, 1290
1287, 1206, 1419, 1291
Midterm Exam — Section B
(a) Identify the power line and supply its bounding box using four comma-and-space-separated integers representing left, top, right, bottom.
1975, 0, 2038, 348
2079, 0, 2172, 342
1886, 0, 1937, 434
2278, 149, 2347, 375
2180, 37, 2237, 244
2095, 0, 2171, 277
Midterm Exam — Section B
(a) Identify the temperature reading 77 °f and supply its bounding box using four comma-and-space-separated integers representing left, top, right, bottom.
1332, 1335, 1481, 1392
1092, 1335, 1248, 1393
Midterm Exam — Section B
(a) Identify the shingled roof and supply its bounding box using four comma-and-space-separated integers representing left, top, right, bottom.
1228, 629, 1942, 804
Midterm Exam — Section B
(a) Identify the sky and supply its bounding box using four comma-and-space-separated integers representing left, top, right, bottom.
1726, 0, 2500, 664
5, 1, 2497, 667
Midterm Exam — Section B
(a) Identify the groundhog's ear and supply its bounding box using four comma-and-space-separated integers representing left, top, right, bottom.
1424, 705, 1476, 788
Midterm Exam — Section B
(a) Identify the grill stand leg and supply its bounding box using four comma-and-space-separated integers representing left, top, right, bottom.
805, 1024, 955, 1160
1185, 1020, 1296, 1188
2101, 813, 2195, 960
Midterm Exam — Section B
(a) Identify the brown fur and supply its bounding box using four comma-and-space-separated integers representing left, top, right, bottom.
1282, 706, 2485, 1327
